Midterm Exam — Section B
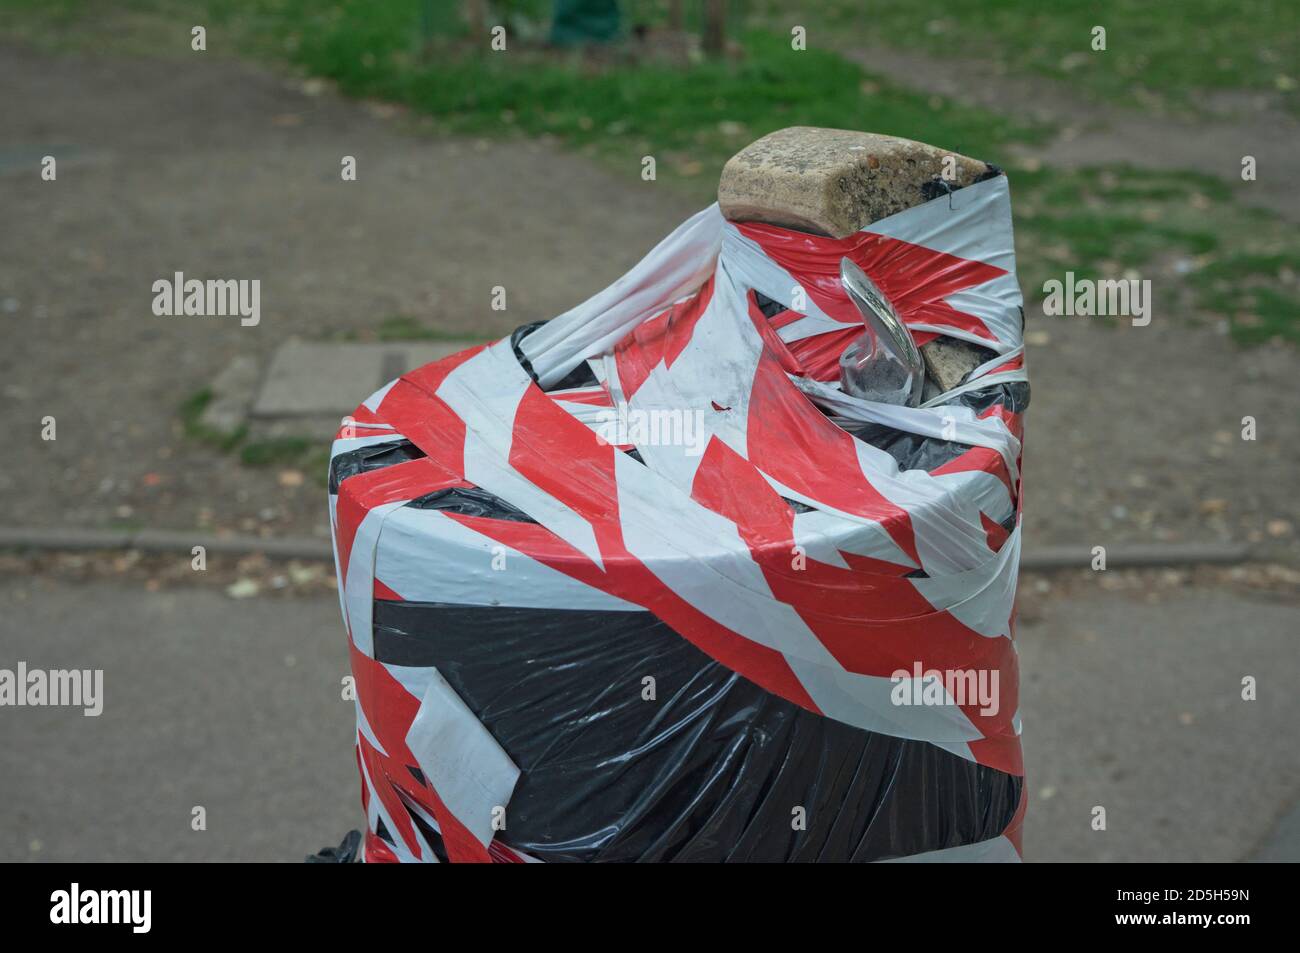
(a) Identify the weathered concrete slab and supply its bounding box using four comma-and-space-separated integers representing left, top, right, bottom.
252, 339, 472, 419
718, 126, 994, 238
919, 335, 991, 393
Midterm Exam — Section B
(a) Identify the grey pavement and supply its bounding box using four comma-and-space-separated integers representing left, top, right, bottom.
1, 575, 1295, 862
1017, 588, 1300, 862
0, 577, 357, 862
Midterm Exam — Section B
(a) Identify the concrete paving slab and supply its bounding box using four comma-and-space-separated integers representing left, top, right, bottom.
199, 354, 259, 436
251, 339, 474, 419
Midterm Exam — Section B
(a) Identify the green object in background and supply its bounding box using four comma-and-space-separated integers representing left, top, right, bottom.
550, 0, 621, 45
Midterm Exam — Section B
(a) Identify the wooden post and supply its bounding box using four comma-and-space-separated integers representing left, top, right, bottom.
702, 0, 726, 56
463, 0, 486, 36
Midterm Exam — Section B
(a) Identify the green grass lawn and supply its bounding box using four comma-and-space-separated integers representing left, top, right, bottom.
212, 1, 1045, 184
750, 0, 1300, 115
1012, 166, 1298, 343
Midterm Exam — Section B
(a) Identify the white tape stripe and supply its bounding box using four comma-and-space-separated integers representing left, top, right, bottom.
865, 176, 1019, 281
363, 379, 398, 413
376, 507, 640, 611
439, 343, 606, 571
520, 205, 726, 387
405, 668, 520, 851
881, 834, 1020, 863
344, 501, 409, 658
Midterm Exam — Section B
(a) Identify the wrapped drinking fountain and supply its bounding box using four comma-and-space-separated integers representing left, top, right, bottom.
328, 127, 1029, 863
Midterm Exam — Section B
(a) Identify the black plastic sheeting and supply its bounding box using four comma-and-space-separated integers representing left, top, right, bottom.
409, 485, 536, 522
843, 380, 1029, 481
920, 163, 1006, 205
305, 829, 361, 864
372, 599, 1021, 862
328, 439, 426, 494
512, 320, 600, 391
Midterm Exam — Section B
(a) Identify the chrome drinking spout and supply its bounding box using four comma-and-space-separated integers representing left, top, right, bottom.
838, 257, 925, 407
